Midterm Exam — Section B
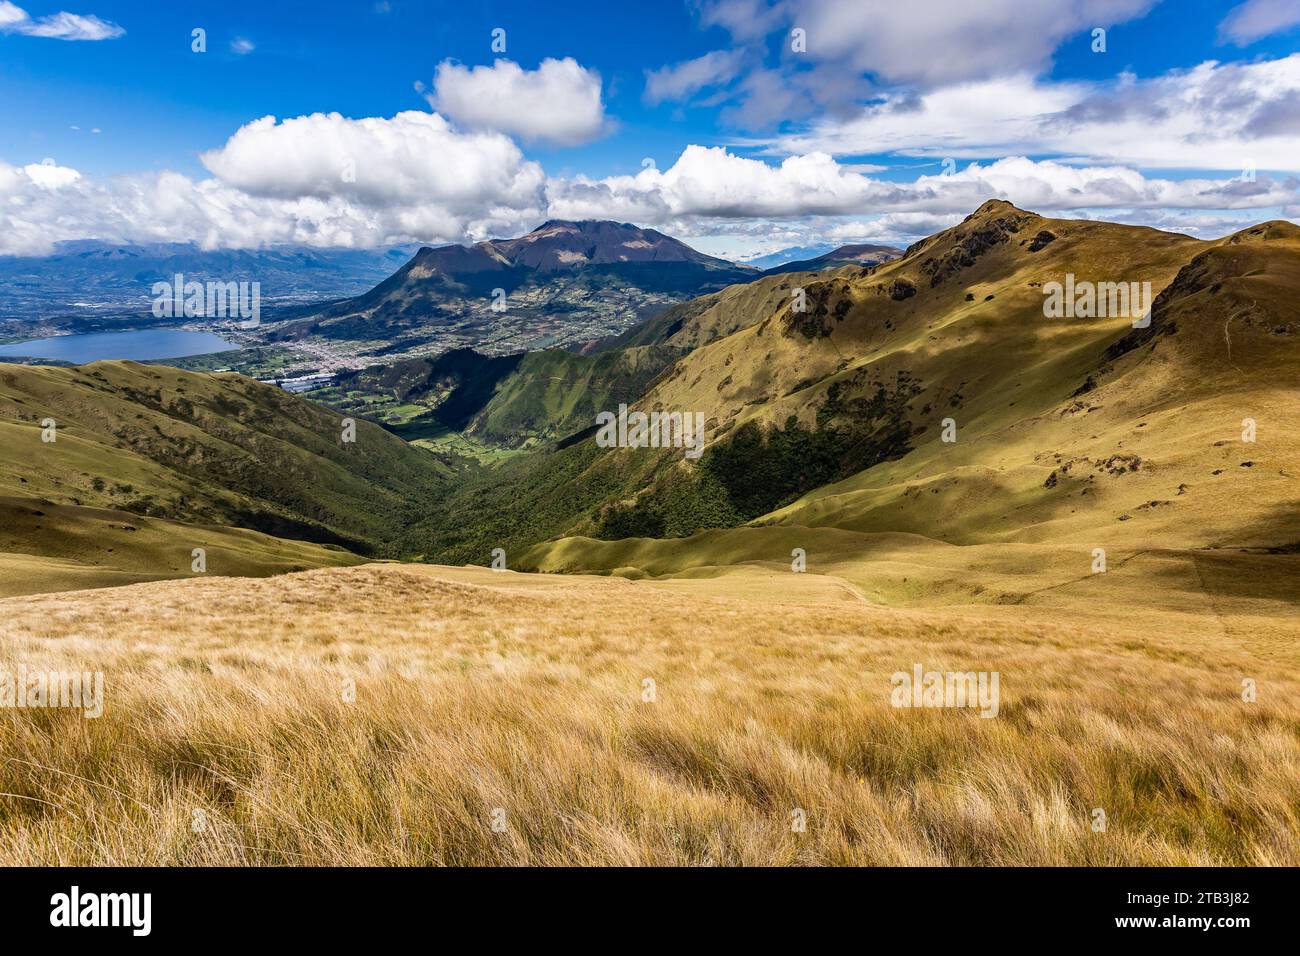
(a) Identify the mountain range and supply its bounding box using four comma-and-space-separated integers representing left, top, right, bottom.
741, 244, 839, 269
1, 226, 906, 376
1, 200, 1296, 609
274, 224, 900, 352
757, 242, 901, 274
265, 220, 757, 357
0, 241, 416, 324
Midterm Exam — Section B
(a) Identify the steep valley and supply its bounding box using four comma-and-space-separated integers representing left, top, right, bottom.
1, 203, 1297, 868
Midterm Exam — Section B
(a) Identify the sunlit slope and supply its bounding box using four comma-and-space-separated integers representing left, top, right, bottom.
764, 216, 1300, 549
0, 360, 448, 593
609, 269, 825, 351
523, 205, 1300, 594
644, 200, 1201, 453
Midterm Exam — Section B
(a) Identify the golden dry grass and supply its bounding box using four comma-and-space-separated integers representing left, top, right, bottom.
0, 563, 1296, 865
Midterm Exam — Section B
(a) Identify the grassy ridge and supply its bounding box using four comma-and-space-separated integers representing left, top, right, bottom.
0, 496, 360, 598
516, 206, 1300, 576
0, 360, 450, 593
4, 205, 1296, 599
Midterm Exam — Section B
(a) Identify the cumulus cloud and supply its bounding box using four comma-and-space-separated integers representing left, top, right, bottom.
546, 147, 1300, 225
0, 111, 550, 256
0, 158, 547, 257
1090, 208, 1270, 235
2, 122, 1296, 257
0, 1, 123, 40
550, 146, 881, 220
692, 201, 1273, 261
823, 213, 964, 242
427, 57, 608, 146
1218, 0, 1300, 45
19, 158, 82, 189
689, 212, 962, 258
914, 156, 1298, 212
199, 111, 546, 211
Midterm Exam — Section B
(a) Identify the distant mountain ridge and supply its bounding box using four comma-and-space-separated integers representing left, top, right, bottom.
339, 220, 751, 298
278, 220, 757, 356
759, 243, 902, 275
0, 241, 417, 321
742, 245, 838, 270
2, 201, 1297, 604
413, 220, 744, 275
355, 200, 1300, 573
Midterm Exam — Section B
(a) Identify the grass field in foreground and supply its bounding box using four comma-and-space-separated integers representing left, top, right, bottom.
0, 563, 1295, 865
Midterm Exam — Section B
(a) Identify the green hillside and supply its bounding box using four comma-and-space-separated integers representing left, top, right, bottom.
514, 204, 1300, 594
380, 202, 1299, 588
0, 495, 360, 598
4, 204, 1296, 609
0, 361, 454, 594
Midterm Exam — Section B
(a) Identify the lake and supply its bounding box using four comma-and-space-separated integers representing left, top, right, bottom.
0, 329, 240, 364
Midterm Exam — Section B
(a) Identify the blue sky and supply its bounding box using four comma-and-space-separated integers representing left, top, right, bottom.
2, 0, 1299, 258
4, 1, 746, 178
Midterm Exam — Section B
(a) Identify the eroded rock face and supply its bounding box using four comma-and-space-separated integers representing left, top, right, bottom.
889, 278, 917, 301
918, 211, 1034, 287
1028, 230, 1057, 252
783, 280, 853, 338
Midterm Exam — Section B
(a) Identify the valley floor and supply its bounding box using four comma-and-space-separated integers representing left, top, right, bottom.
1, 562, 1295, 865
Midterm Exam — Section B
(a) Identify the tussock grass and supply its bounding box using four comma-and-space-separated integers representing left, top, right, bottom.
0, 564, 1296, 865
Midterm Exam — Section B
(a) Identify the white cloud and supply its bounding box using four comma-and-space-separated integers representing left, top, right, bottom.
824, 213, 963, 242
687, 0, 1155, 92
0, 157, 546, 257
916, 156, 1298, 213
20, 159, 82, 189
1088, 208, 1268, 235
2, 120, 1296, 257
682, 200, 1275, 262
648, 1, 1163, 129
696, 0, 787, 44
772, 56, 1300, 172
0, 2, 123, 40
230, 37, 255, 55
547, 147, 1300, 224
428, 57, 608, 147
0, 111, 549, 256
199, 111, 546, 212
1219, 0, 1300, 45
549, 146, 880, 220
644, 49, 747, 105
773, 74, 1078, 157
681, 212, 964, 260
648, 2, 1300, 169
